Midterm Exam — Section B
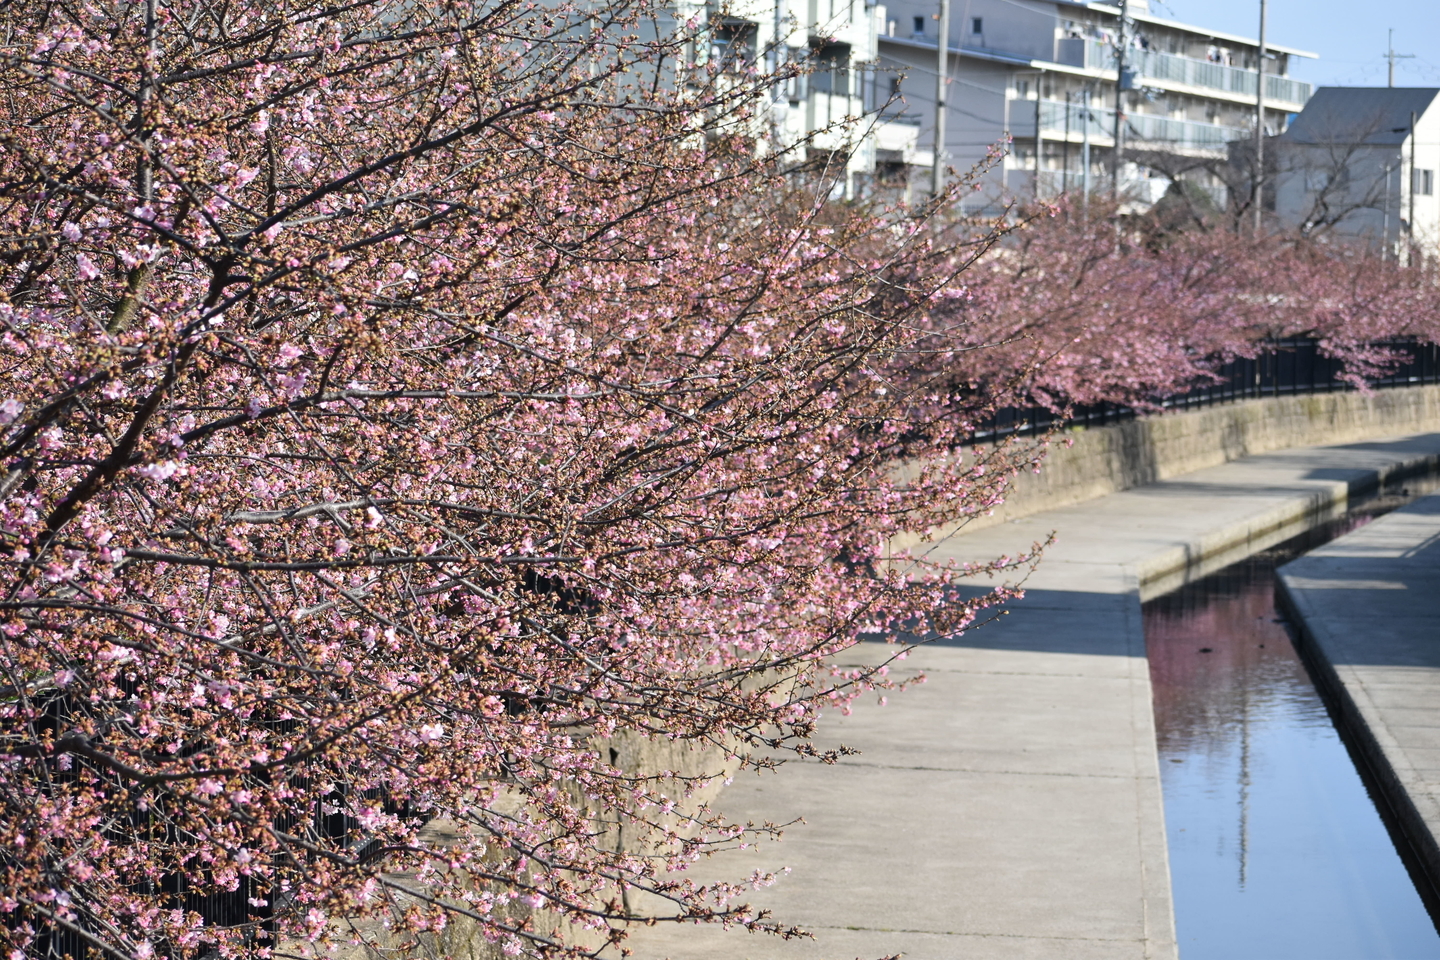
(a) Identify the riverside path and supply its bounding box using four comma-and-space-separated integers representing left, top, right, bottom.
618, 430, 1440, 960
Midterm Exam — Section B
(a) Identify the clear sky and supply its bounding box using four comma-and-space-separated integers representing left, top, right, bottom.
1152, 0, 1440, 89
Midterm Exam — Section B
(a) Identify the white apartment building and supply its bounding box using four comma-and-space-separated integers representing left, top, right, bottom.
867, 0, 1316, 209
1273, 87, 1440, 255
672, 0, 889, 190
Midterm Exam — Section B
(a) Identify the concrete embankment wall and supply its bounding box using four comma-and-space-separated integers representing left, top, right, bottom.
961, 385, 1440, 537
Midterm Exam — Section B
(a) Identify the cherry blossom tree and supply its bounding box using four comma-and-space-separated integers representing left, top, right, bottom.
0, 2, 1038, 957
939, 199, 1440, 412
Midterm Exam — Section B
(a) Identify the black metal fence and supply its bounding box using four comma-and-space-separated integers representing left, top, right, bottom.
977, 339, 1440, 442
34, 794, 369, 960
27, 716, 392, 959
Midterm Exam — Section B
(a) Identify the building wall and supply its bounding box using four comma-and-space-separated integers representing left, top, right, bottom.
879, 0, 1059, 61
1405, 105, 1440, 250
955, 0, 1059, 62
879, 44, 1013, 205
1274, 142, 1404, 246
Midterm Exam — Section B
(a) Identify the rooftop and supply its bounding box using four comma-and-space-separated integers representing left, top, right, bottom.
1054, 0, 1319, 60
1281, 87, 1440, 145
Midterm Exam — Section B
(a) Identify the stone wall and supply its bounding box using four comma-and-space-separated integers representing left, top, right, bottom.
898, 385, 1440, 549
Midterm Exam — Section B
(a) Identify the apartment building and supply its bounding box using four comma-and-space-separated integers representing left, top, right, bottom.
869, 0, 1317, 209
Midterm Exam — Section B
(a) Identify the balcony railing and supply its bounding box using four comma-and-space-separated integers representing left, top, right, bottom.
1054, 37, 1312, 106
1127, 110, 1248, 149
1035, 99, 1247, 151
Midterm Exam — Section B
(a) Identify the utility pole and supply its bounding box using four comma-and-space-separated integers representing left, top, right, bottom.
1061, 90, 1072, 194
1034, 78, 1044, 200
774, 0, 786, 103
932, 0, 951, 195
1082, 88, 1092, 213
768, 0, 787, 149
1386, 29, 1415, 88
1409, 109, 1418, 260
1110, 0, 1129, 197
1382, 161, 1393, 261
1252, 0, 1267, 236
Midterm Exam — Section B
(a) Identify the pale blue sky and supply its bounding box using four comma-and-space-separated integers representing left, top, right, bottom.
1153, 0, 1440, 89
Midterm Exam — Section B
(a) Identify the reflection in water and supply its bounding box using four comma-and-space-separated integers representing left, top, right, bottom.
1145, 494, 1440, 960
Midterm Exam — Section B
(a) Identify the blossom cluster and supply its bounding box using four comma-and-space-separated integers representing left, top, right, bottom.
940, 200, 1440, 409
8, 1, 1430, 956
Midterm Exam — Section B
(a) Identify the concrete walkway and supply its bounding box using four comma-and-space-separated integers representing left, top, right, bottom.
620, 432, 1440, 960
1278, 489, 1440, 896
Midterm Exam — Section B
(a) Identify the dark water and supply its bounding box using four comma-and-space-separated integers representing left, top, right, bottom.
1145, 485, 1440, 960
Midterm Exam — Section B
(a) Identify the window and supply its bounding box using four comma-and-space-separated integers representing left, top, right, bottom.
971, 17, 983, 34
1016, 79, 1030, 97
1414, 168, 1435, 196
810, 41, 853, 97
710, 20, 757, 70
912, 15, 925, 35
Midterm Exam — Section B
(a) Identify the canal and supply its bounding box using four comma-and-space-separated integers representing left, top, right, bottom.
1145, 478, 1440, 959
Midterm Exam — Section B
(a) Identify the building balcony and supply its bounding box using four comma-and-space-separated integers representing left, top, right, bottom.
874, 109, 930, 167
1029, 98, 1248, 152
1054, 37, 1312, 107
